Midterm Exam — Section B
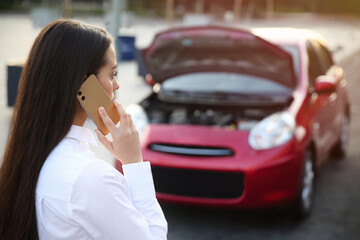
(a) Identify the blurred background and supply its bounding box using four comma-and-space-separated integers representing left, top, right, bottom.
2, 0, 360, 18
1, 0, 360, 239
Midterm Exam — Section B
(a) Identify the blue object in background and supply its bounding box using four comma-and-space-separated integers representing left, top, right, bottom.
116, 36, 136, 60
7, 61, 24, 107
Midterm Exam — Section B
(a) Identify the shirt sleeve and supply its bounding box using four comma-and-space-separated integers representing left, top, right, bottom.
70, 160, 168, 240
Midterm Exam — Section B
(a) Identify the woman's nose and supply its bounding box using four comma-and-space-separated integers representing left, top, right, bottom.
113, 78, 120, 91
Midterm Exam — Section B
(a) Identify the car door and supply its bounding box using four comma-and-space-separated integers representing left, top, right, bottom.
308, 40, 341, 159
317, 42, 345, 140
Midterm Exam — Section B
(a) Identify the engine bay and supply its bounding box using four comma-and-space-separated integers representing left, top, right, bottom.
140, 94, 287, 130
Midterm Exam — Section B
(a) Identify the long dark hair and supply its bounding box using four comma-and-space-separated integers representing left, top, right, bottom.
0, 19, 112, 239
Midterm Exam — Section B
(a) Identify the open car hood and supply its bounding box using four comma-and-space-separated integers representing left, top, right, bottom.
141, 25, 296, 89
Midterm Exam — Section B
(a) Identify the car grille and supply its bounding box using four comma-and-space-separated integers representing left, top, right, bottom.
151, 167, 244, 199
149, 143, 234, 157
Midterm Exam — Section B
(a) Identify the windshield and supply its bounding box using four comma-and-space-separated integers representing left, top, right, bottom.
279, 44, 300, 81
161, 72, 291, 96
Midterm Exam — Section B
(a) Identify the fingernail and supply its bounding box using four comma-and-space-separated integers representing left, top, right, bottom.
99, 107, 105, 113
114, 99, 119, 104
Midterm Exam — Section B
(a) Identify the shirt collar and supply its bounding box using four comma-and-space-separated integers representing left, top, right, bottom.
65, 125, 98, 147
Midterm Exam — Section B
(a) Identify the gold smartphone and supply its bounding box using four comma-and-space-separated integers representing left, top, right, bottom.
77, 74, 120, 135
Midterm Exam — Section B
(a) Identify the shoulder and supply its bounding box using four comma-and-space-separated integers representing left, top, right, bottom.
37, 138, 120, 200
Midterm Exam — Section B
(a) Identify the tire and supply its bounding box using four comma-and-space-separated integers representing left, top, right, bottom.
331, 113, 350, 159
289, 148, 316, 219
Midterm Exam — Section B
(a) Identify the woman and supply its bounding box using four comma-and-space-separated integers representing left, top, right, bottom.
0, 19, 167, 239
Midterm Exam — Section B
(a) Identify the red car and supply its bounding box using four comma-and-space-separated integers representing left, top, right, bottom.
117, 26, 350, 218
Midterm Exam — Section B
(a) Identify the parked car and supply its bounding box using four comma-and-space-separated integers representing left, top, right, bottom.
117, 26, 350, 218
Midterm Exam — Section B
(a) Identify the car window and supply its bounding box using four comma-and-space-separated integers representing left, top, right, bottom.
307, 41, 324, 87
312, 41, 333, 72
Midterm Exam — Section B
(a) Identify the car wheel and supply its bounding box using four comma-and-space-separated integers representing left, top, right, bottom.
331, 113, 350, 159
289, 148, 315, 219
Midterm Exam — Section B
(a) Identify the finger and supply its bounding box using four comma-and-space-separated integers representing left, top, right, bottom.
114, 100, 129, 128
98, 106, 117, 133
128, 114, 137, 132
95, 129, 113, 152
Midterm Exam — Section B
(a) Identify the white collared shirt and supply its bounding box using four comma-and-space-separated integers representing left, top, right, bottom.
35, 125, 167, 240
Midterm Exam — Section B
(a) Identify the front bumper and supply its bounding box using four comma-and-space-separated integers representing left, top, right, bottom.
128, 124, 305, 208
150, 153, 303, 209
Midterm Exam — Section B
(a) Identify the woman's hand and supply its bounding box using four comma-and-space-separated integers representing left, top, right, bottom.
95, 100, 143, 165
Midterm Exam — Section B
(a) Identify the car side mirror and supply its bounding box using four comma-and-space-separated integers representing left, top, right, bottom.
314, 75, 336, 93
145, 73, 155, 86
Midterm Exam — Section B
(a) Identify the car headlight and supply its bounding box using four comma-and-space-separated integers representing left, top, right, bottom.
248, 111, 295, 150
126, 104, 149, 137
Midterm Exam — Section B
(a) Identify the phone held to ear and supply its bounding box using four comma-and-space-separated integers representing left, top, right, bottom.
77, 74, 120, 135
